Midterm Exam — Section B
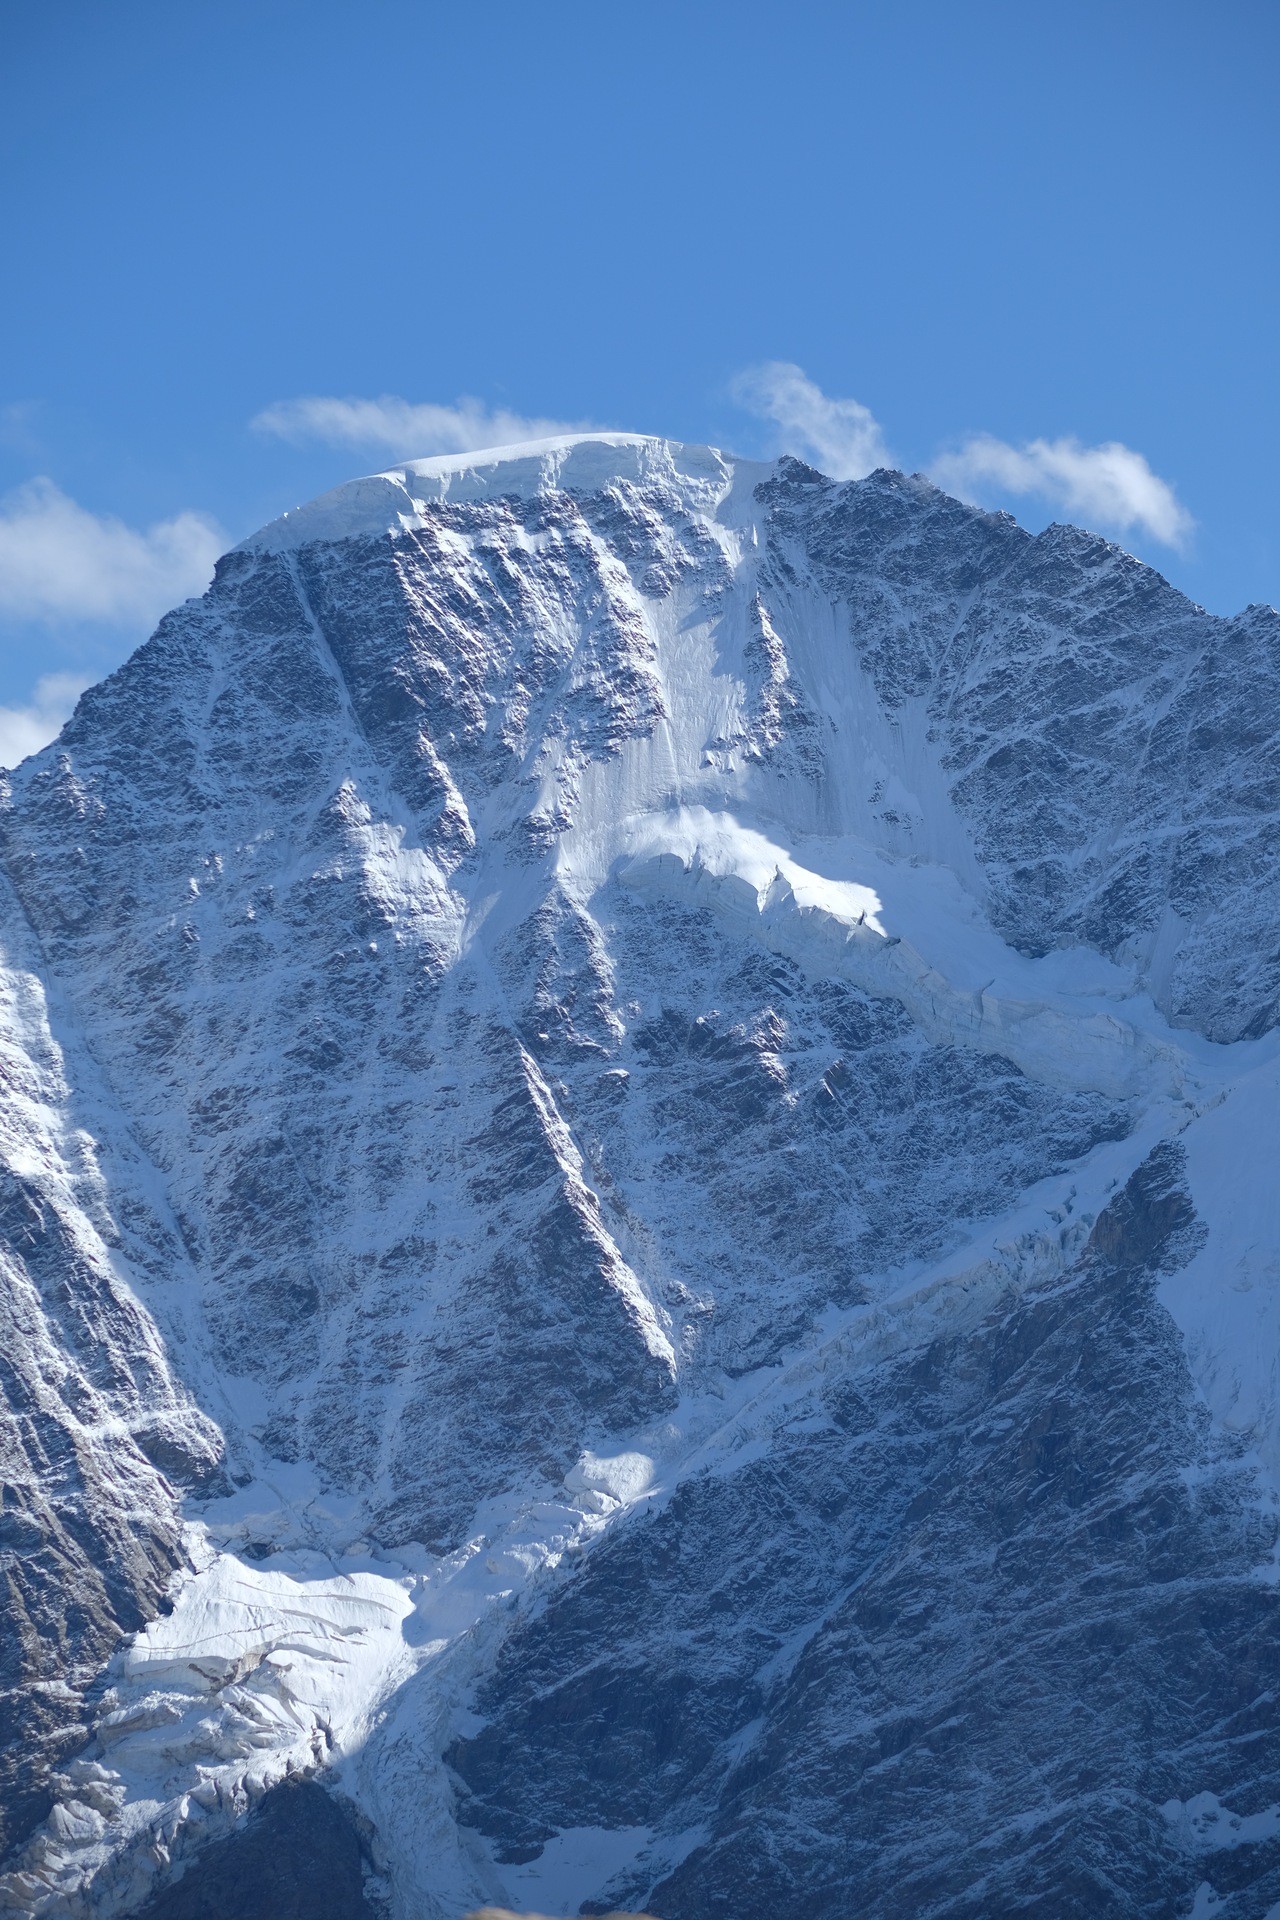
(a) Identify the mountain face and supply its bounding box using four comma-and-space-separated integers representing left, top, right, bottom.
0, 433, 1277, 1920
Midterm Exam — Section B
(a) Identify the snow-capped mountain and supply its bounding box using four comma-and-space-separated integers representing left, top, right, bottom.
1, 434, 1278, 1919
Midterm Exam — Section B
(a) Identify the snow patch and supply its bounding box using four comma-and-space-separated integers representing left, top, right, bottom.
1160, 1054, 1280, 1490
497, 1825, 654, 1914
0, 1535, 416, 1918
564, 1449, 655, 1513
616, 806, 1187, 1101
1, 1439, 679, 1919
1163, 1790, 1280, 1852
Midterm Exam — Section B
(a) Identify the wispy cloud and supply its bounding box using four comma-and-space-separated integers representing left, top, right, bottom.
730, 364, 1193, 549
252, 394, 596, 461
931, 433, 1193, 549
0, 478, 224, 625
0, 671, 92, 768
730, 361, 891, 481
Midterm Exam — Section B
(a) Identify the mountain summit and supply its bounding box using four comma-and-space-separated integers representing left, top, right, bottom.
1, 437, 1278, 1919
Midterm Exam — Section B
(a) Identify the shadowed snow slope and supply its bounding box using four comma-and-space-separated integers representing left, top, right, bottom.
0, 437, 1278, 1920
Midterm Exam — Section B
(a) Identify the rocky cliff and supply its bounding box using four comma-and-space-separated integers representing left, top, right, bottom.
0, 435, 1277, 1919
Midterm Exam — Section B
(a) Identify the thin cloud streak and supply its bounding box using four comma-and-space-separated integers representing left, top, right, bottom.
0, 479, 224, 625
0, 672, 92, 769
730, 361, 891, 480
252, 394, 597, 460
731, 364, 1193, 549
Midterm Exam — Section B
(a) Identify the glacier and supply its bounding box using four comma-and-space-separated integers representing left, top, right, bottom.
0, 432, 1277, 1918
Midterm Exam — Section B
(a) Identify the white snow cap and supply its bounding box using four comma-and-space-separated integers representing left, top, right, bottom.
239, 433, 771, 552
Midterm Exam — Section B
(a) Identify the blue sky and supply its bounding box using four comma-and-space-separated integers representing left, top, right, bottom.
1, 0, 1276, 757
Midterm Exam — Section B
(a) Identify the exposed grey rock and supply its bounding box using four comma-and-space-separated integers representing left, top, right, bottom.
761, 459, 1280, 1040
449, 1148, 1280, 1920
130, 1780, 373, 1920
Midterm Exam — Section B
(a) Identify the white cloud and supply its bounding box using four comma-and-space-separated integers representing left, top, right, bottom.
252, 394, 596, 460
0, 478, 225, 626
0, 671, 92, 768
729, 361, 891, 480
930, 433, 1193, 549
730, 363, 1192, 550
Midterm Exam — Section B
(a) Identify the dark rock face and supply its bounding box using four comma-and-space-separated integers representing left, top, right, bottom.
0, 440, 1274, 1918
0, 530, 678, 1562
761, 460, 1280, 1041
518, 890, 1131, 1375
130, 1781, 374, 1920
450, 1148, 1280, 1918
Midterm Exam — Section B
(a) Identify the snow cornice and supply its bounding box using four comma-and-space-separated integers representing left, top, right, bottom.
237, 433, 773, 553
